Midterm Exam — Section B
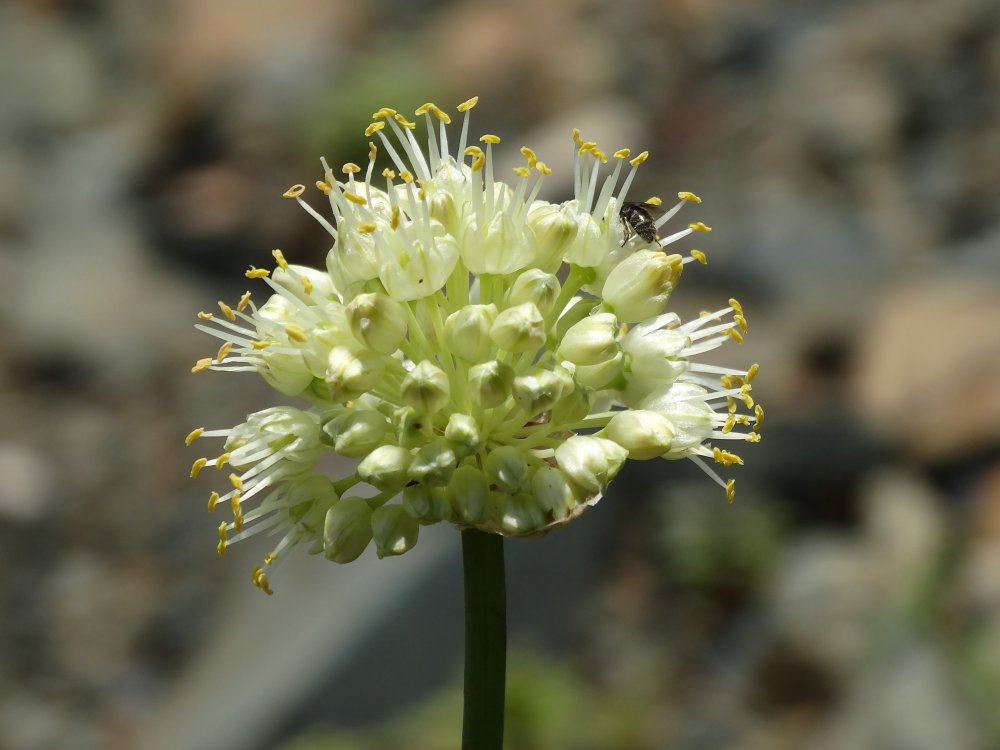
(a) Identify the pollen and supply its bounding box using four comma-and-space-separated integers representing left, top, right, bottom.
215, 341, 233, 362
399, 171, 414, 184
457, 96, 479, 112
416, 102, 451, 123
690, 249, 708, 264
272, 248, 289, 269
613, 148, 631, 159
252, 566, 273, 595
520, 146, 537, 167
217, 301, 236, 321
197, 311, 213, 321
245, 266, 270, 279
372, 107, 397, 119
283, 184, 306, 199
644, 196, 663, 206
191, 358, 212, 373
753, 404, 765, 428
382, 168, 396, 180
514, 166, 531, 178
229, 473, 244, 491
535, 162, 551, 175
734, 313, 748, 333
688, 222, 712, 233
728, 327, 744, 344
365, 122, 385, 137
190, 457, 208, 478
237, 291, 252, 311
746, 363, 760, 381
678, 191, 702, 203
479, 134, 501, 145
629, 151, 649, 166
207, 491, 219, 512
217, 522, 228, 556
184, 427, 204, 446
215, 452, 230, 469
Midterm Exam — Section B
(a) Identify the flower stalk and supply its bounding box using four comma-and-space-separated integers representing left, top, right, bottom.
462, 528, 506, 750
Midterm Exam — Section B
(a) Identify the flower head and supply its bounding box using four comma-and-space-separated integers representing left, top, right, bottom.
188, 97, 762, 593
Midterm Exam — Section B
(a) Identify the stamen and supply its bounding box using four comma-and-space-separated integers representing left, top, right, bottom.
282, 185, 306, 199
185, 428, 204, 446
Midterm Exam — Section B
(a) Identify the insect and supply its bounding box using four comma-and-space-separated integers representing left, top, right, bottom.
619, 201, 664, 245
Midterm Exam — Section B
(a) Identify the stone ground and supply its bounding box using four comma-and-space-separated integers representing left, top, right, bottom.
1, 1, 999, 748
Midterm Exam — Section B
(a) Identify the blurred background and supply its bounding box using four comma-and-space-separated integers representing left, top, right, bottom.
2, 0, 999, 748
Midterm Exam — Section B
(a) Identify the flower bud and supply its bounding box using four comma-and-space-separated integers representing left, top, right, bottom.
554, 296, 601, 342
326, 345, 384, 402
322, 410, 388, 457
485, 446, 531, 494
347, 293, 408, 354
445, 304, 498, 363
447, 464, 490, 524
531, 466, 582, 517
512, 365, 573, 416
402, 483, 452, 524
357, 445, 412, 492
497, 492, 546, 534
468, 360, 514, 409
527, 201, 577, 271
490, 302, 546, 353
408, 439, 458, 486
371, 504, 419, 558
551, 383, 593, 424
324, 497, 373, 563
329, 224, 379, 287
508, 269, 561, 314
445, 413, 482, 457
555, 435, 628, 494
603, 409, 675, 460
573, 351, 625, 389
640, 383, 715, 457
558, 312, 620, 366
285, 475, 340, 555
400, 360, 451, 413
602, 250, 683, 323
393, 406, 434, 448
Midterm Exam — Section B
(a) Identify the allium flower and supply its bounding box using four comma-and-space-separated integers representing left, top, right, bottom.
187, 97, 762, 594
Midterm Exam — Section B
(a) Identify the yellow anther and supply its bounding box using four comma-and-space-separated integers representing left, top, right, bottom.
389, 205, 399, 230
190, 457, 208, 478
196, 311, 213, 320
315, 180, 332, 195
230, 490, 241, 515
272, 248, 289, 269
644, 196, 663, 206
215, 452, 230, 469
720, 374, 734, 389
728, 327, 745, 344
251, 339, 270, 350
520, 146, 537, 167
358, 223, 377, 233
418, 187, 427, 200
217, 522, 228, 556
753, 404, 764, 428
690, 249, 708, 264
747, 432, 761, 443
728, 298, 743, 316
368, 142, 377, 160
513, 166, 531, 178
393, 113, 416, 129
237, 291, 251, 312
629, 151, 649, 166
342, 163, 361, 175
343, 191, 367, 205
399, 171, 414, 183
535, 162, 552, 175
300, 275, 313, 295
207, 491, 219, 512
382, 168, 396, 180
215, 341, 232, 362
184, 428, 204, 446
746, 363, 760, 381
726, 479, 736, 504
740, 385, 754, 409
416, 102, 451, 123
457, 96, 479, 112
727, 396, 737, 413
229, 473, 243, 491
479, 134, 500, 145
678, 191, 702, 203
372, 107, 397, 119
191, 357, 212, 373
613, 148, 631, 159
721, 415, 735, 434
464, 145, 484, 158
364, 121, 385, 137
263, 552, 278, 566
592, 148, 608, 163
572, 127, 583, 145
285, 323, 308, 343
217, 301, 236, 321
245, 266, 270, 279
252, 566, 273, 595
732, 314, 747, 334
688, 222, 712, 233
283, 184, 305, 199
578, 141, 596, 156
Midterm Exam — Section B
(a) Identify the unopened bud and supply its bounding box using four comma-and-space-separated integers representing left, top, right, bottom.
371, 504, 419, 558
445, 413, 481, 457
347, 293, 408, 354
447, 464, 490, 524
602, 250, 682, 322
512, 365, 574, 416
484, 446, 531, 494
555, 435, 628, 494
326, 345, 384, 402
408, 439, 458, 486
402, 483, 452, 524
445, 304, 498, 362
322, 410, 388, 457
603, 409, 675, 460
531, 466, 582, 517
508, 269, 561, 314
401, 360, 451, 413
558, 312, 620, 366
357, 445, 411, 492
324, 497, 373, 563
497, 492, 546, 534
490, 302, 546, 353
468, 360, 514, 408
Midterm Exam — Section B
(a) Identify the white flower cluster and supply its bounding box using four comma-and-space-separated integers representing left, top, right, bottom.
187, 97, 762, 594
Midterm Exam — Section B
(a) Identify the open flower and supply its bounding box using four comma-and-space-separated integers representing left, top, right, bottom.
187, 97, 762, 594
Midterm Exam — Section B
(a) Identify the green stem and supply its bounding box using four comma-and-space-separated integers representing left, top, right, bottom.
462, 528, 506, 750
